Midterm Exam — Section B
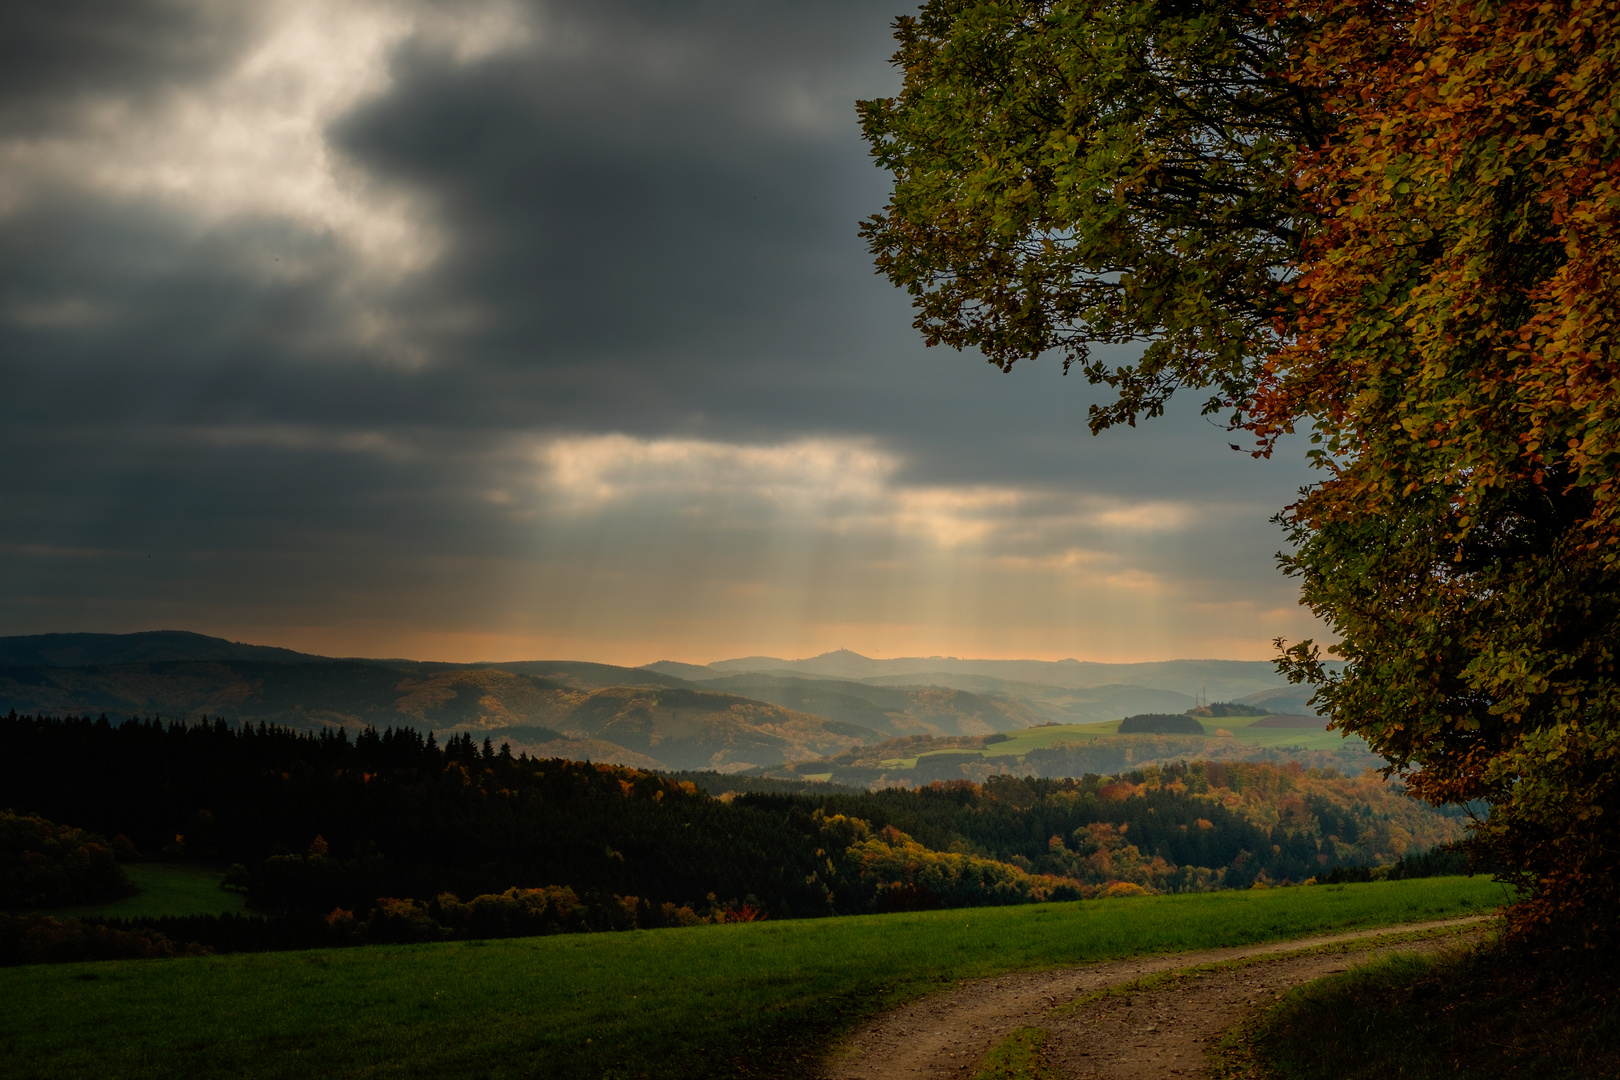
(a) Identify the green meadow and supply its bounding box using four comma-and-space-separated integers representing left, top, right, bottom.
881, 713, 1358, 768
3, 876, 1504, 1080
43, 863, 246, 920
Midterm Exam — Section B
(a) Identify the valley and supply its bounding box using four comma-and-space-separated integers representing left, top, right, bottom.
0, 631, 1346, 778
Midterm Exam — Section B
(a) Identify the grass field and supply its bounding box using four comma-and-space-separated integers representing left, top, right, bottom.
1, 876, 1506, 1080
44, 863, 246, 919
1246, 941, 1620, 1079
880, 714, 1360, 769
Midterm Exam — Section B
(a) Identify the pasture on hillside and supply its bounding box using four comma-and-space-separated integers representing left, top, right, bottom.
2, 876, 1504, 1079
878, 714, 1357, 771
43, 863, 246, 920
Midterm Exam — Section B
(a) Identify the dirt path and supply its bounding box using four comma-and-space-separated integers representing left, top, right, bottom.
823, 917, 1488, 1080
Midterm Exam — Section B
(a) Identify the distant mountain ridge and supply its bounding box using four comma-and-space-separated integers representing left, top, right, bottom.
0, 631, 324, 668
0, 632, 699, 691
0, 633, 893, 773
645, 648, 1326, 701
0, 632, 1341, 778
692, 673, 1039, 737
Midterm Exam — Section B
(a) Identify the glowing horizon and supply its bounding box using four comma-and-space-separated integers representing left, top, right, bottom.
1, 1, 1327, 668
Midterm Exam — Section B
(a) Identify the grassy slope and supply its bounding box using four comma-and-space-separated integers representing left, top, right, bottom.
1248, 944, 1620, 1079
43, 863, 246, 919
880, 715, 1357, 767
2, 877, 1504, 1080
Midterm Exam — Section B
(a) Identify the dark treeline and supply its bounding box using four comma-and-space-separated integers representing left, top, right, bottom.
1318, 845, 1472, 884
751, 765, 1421, 891
1117, 714, 1208, 735
762, 776, 1287, 884
0, 713, 835, 918
1192, 702, 1276, 718
1, 713, 1469, 965
1, 885, 740, 966
659, 771, 868, 797
0, 810, 134, 907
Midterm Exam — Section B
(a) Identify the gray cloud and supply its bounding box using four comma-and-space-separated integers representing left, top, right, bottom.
0, 0, 1321, 662
0, 0, 263, 135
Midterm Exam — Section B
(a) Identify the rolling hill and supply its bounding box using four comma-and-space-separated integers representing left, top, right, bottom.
0, 660, 876, 773
664, 648, 1320, 700
644, 650, 1330, 720
0, 630, 324, 668
691, 673, 1039, 737
0, 632, 1354, 779
553, 686, 878, 771
770, 710, 1379, 787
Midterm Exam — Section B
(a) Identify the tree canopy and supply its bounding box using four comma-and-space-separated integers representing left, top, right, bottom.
858, 0, 1326, 430
862, 0, 1620, 943
1264, 0, 1620, 943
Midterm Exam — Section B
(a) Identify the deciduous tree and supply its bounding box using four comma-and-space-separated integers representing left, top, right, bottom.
857, 0, 1326, 430
1258, 0, 1620, 943
862, 0, 1620, 940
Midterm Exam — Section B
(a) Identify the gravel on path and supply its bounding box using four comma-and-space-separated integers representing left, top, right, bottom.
822, 916, 1489, 1080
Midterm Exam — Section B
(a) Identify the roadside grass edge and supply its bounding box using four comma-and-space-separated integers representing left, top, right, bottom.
2, 876, 1504, 1080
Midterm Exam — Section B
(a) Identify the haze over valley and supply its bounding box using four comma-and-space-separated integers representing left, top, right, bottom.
0, 630, 1355, 779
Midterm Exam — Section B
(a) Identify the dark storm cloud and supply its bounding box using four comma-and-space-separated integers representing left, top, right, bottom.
0, 0, 1320, 658
4, 0, 905, 424
315, 0, 1296, 492
0, 0, 262, 134
0, 0, 1277, 475
330, 0, 906, 391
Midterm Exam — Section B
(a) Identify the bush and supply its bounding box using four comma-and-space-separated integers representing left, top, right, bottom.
0, 810, 134, 908
1117, 714, 1206, 735
1316, 844, 1472, 885
1201, 703, 1272, 718
0, 913, 203, 964
0, 883, 749, 966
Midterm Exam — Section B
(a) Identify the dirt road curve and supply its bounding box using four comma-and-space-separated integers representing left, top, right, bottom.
823, 916, 1488, 1080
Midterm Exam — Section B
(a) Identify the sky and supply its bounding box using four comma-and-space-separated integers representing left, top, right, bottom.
0, 0, 1326, 666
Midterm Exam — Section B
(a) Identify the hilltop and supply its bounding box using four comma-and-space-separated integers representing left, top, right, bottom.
0, 632, 1342, 775
646, 648, 1331, 718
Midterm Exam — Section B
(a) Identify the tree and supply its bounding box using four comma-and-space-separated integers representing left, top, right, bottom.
1257, 0, 1620, 943
862, 0, 1620, 941
857, 0, 1326, 431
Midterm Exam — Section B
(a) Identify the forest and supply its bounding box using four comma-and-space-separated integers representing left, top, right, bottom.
1, 711, 1466, 963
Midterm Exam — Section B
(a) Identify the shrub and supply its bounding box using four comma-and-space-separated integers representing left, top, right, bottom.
1118, 714, 1206, 735
0, 810, 134, 908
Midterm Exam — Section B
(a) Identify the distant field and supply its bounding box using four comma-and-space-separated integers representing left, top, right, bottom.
45, 863, 246, 919
2, 876, 1506, 1080
880, 713, 1359, 768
